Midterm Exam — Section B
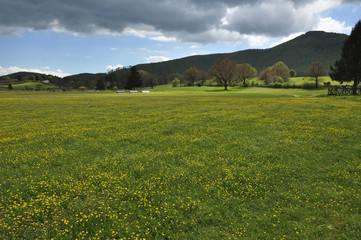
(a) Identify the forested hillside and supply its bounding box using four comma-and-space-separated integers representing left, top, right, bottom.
136, 31, 347, 76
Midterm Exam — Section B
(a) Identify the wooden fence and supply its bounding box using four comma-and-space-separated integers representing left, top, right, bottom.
328, 86, 361, 95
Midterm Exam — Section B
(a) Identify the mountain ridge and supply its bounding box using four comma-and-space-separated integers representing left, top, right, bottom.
136, 31, 347, 76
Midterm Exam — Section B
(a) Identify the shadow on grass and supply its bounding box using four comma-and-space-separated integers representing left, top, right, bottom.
204, 89, 229, 92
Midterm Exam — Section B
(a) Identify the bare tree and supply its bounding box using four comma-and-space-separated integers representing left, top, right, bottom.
308, 62, 326, 88
259, 68, 276, 85
198, 70, 209, 86
210, 59, 237, 90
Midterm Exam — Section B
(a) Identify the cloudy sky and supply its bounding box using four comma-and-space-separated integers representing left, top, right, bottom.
0, 0, 360, 77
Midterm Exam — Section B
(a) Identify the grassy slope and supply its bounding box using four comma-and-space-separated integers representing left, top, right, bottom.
0, 81, 58, 90
0, 88, 360, 239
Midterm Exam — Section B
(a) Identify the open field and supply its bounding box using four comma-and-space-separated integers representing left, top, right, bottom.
1, 87, 361, 239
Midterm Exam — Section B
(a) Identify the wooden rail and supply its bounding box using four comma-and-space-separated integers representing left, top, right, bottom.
328, 86, 361, 95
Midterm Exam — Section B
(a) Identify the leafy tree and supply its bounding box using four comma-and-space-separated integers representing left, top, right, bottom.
330, 20, 361, 94
171, 78, 180, 87
158, 72, 169, 85
140, 71, 158, 89
236, 63, 257, 86
4, 76, 11, 83
95, 79, 105, 90
8, 84, 13, 90
198, 70, 209, 86
271, 61, 290, 81
53, 77, 64, 89
126, 66, 142, 90
289, 69, 297, 77
184, 67, 199, 86
107, 79, 116, 90
35, 75, 42, 81
106, 69, 129, 90
308, 62, 326, 88
260, 62, 291, 84
259, 67, 276, 85
28, 75, 35, 81
210, 59, 237, 90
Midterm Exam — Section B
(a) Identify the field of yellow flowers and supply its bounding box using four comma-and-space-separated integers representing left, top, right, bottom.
0, 89, 360, 239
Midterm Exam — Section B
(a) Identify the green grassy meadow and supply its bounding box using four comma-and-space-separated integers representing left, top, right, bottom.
0, 81, 58, 90
1, 87, 361, 239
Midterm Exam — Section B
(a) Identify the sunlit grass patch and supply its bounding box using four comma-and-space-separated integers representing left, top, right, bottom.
0, 90, 360, 239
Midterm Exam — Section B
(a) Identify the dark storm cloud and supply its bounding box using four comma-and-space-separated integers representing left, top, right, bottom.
0, 0, 224, 34
0, 0, 355, 41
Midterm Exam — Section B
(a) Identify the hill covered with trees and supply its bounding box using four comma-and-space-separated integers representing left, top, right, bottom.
136, 31, 347, 76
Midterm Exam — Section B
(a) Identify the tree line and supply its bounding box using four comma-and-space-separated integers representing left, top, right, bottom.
0, 61, 328, 91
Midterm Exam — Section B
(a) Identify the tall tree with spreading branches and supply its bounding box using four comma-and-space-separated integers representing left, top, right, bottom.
210, 59, 237, 90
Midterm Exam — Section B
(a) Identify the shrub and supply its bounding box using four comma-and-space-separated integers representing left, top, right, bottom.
171, 78, 180, 87
268, 82, 283, 88
290, 69, 297, 77
273, 76, 284, 83
302, 82, 317, 89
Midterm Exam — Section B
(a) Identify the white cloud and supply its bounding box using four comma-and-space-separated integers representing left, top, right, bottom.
121, 25, 177, 42
301, 0, 341, 15
150, 36, 177, 42
314, 17, 352, 34
0, 65, 70, 77
242, 34, 272, 47
190, 45, 200, 49
122, 25, 164, 38
270, 32, 305, 48
106, 64, 124, 72
137, 48, 169, 55
146, 56, 171, 63
110, 48, 118, 51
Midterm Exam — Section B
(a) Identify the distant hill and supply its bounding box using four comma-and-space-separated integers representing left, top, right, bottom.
62, 73, 106, 82
61, 73, 106, 89
1, 71, 105, 88
136, 31, 347, 76
1, 71, 105, 81
1, 71, 52, 80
